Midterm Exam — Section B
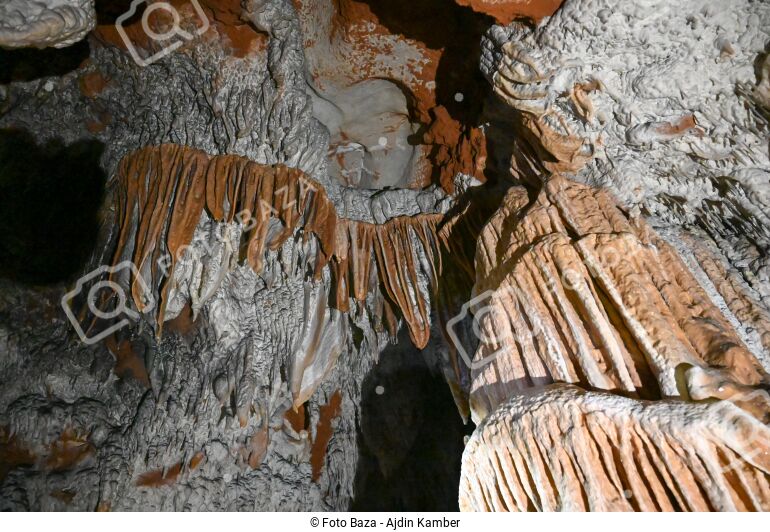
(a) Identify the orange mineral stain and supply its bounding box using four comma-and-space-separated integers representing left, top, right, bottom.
310, 390, 342, 482
111, 145, 442, 348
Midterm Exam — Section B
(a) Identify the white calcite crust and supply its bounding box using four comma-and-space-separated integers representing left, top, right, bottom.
458, 0, 770, 512
0, 0, 95, 49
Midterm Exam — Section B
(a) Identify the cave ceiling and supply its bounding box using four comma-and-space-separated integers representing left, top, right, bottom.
0, 0, 769, 514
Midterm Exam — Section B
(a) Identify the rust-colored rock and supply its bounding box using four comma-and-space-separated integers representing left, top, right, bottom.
93, 0, 266, 59
136, 451, 205, 487
465, 177, 769, 422
243, 426, 269, 470
310, 390, 342, 482
297, 0, 491, 191
455, 0, 563, 24
110, 144, 441, 348
78, 70, 109, 98
461, 385, 770, 511
457, 177, 770, 511
0, 426, 36, 483
104, 335, 150, 387
45, 429, 94, 472
136, 462, 185, 488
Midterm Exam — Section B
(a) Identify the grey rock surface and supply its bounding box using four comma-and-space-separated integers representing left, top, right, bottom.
0, 0, 449, 511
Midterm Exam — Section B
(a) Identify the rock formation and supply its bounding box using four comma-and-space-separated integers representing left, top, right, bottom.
0, 0, 96, 49
456, 0, 770, 512
455, 0, 563, 25
0, 0, 768, 513
108, 144, 441, 351
480, 0, 770, 313
463, 177, 769, 421
456, 177, 770, 511
0, 0, 451, 510
461, 385, 770, 511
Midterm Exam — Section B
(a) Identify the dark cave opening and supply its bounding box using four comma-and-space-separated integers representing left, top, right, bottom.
351, 328, 474, 511
0, 129, 106, 285
0, 41, 91, 84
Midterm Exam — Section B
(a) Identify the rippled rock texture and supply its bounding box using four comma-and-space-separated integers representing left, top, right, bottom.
0, 0, 457, 511
1, 0, 769, 513
457, 0, 770, 512
0, 0, 95, 49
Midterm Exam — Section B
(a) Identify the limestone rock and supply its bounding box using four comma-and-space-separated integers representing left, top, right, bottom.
456, 3, 770, 510
106, 144, 441, 350
481, 0, 770, 315
460, 385, 770, 511
461, 177, 769, 423
0, 0, 446, 510
0, 0, 95, 49
1, 0, 769, 514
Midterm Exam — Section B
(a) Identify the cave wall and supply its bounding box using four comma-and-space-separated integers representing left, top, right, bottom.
1, 0, 769, 513
0, 0, 446, 511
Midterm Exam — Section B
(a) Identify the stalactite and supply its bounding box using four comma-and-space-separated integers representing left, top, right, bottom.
110, 144, 442, 348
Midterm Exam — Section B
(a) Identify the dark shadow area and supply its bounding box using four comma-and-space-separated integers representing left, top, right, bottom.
752, 44, 770, 123
352, 327, 474, 511
357, 0, 494, 128
0, 41, 90, 84
432, 177, 514, 411
95, 0, 144, 25
0, 129, 106, 284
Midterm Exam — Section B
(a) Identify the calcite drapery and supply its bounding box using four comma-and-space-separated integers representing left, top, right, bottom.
457, 176, 770, 510
467, 177, 769, 422
1, 0, 769, 513
461, 385, 770, 511
479, 0, 770, 315
1, 0, 467, 512
110, 144, 441, 349
458, 0, 770, 511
